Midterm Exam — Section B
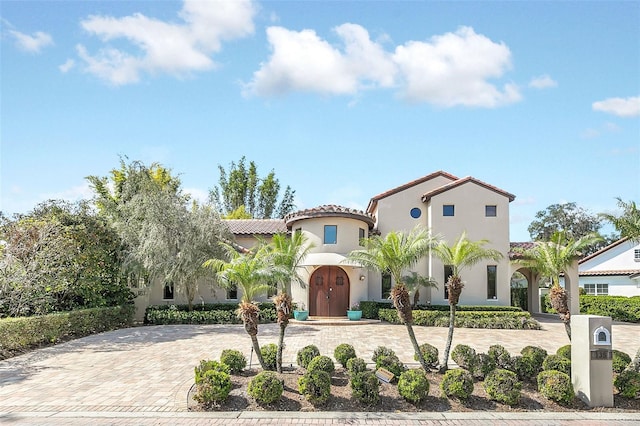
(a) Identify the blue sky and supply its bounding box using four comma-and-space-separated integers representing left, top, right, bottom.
1, 0, 638, 242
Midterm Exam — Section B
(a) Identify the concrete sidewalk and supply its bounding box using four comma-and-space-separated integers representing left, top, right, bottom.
1, 317, 638, 425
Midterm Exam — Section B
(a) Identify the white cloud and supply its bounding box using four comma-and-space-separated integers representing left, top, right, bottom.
9, 29, 53, 53
59, 59, 75, 73
592, 96, 640, 117
581, 128, 600, 139
76, 0, 256, 85
184, 188, 209, 205
44, 182, 94, 202
528, 74, 557, 89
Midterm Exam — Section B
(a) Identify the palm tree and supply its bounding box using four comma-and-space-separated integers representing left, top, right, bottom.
267, 232, 313, 373
347, 226, 439, 372
600, 198, 640, 242
402, 271, 438, 308
203, 243, 276, 371
518, 231, 602, 340
432, 232, 503, 372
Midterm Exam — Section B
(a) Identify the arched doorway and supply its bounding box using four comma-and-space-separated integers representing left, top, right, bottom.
309, 266, 350, 317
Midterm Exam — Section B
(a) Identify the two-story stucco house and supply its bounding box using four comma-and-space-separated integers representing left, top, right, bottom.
577, 238, 640, 297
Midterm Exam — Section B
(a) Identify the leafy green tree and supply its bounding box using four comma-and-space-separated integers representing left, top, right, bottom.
431, 232, 503, 372
347, 226, 439, 372
210, 156, 296, 219
600, 198, 640, 242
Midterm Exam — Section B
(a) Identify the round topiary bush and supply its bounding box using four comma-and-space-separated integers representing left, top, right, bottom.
220, 349, 247, 374
451, 344, 477, 370
537, 370, 574, 405
334, 343, 357, 368
488, 344, 512, 370
520, 346, 547, 374
297, 345, 321, 369
298, 369, 332, 405
248, 371, 284, 404
612, 350, 632, 374
346, 357, 368, 376
261, 343, 278, 371
398, 369, 430, 403
542, 354, 571, 376
556, 344, 571, 360
440, 368, 474, 400
415, 343, 439, 369
307, 355, 335, 375
511, 355, 538, 381
195, 360, 230, 384
484, 369, 522, 406
371, 346, 396, 363
614, 369, 640, 398
193, 370, 232, 405
472, 353, 496, 380
350, 370, 380, 406
375, 354, 406, 379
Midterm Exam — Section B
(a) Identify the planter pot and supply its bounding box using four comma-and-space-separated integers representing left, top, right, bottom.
347, 310, 362, 321
293, 310, 309, 321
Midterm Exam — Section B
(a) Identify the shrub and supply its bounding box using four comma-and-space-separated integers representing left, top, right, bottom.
440, 369, 474, 400
472, 353, 496, 380
346, 357, 368, 376
488, 344, 512, 370
511, 356, 537, 381
307, 355, 335, 375
193, 370, 231, 405
484, 369, 522, 406
334, 343, 357, 368
297, 345, 321, 369
359, 301, 391, 319
144, 302, 280, 325
537, 370, 574, 405
377, 309, 541, 329
195, 360, 230, 384
451, 344, 476, 370
220, 349, 246, 374
556, 345, 571, 360
580, 295, 640, 323
247, 371, 283, 404
613, 350, 632, 374
398, 369, 430, 403
521, 346, 547, 372
415, 343, 439, 369
261, 343, 278, 371
350, 371, 380, 405
542, 355, 571, 376
298, 369, 332, 405
371, 346, 395, 363
615, 369, 640, 398
375, 354, 406, 379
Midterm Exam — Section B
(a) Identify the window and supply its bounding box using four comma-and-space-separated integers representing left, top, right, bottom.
410, 207, 422, 219
294, 227, 302, 235
381, 271, 392, 299
444, 265, 454, 300
485, 205, 497, 217
634, 249, 640, 262
443, 205, 455, 216
359, 228, 365, 246
163, 282, 174, 300
226, 284, 238, 300
324, 225, 337, 244
487, 265, 497, 299
584, 283, 608, 296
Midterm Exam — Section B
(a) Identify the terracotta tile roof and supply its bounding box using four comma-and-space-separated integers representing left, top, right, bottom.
284, 204, 375, 229
509, 242, 536, 260
579, 269, 640, 277
224, 219, 287, 236
366, 171, 458, 213
421, 176, 516, 203
579, 237, 631, 264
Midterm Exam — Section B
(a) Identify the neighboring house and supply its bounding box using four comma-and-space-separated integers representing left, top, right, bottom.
577, 238, 640, 297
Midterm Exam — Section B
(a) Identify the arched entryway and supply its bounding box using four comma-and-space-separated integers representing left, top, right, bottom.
309, 266, 350, 317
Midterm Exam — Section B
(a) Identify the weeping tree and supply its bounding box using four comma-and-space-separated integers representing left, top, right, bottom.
347, 226, 440, 372
431, 232, 503, 372
402, 271, 438, 308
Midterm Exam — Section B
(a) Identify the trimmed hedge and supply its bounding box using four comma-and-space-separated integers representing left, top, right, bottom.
0, 305, 135, 360
144, 302, 280, 325
359, 301, 522, 320
542, 295, 640, 323
378, 309, 541, 329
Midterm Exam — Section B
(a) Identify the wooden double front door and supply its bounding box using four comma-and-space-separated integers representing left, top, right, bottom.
309, 266, 350, 317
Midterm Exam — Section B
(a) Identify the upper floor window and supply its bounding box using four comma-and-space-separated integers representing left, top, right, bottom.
487, 265, 497, 299
359, 228, 365, 246
485, 205, 497, 217
443, 205, 455, 216
324, 225, 337, 244
634, 249, 640, 262
163, 282, 174, 300
410, 207, 422, 219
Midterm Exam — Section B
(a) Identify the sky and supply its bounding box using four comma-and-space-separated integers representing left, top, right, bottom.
1, 0, 639, 242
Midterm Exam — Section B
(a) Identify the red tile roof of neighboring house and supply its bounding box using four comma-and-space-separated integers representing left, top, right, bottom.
285, 204, 375, 229
421, 176, 516, 203
224, 219, 287, 235
579, 269, 640, 277
579, 237, 631, 264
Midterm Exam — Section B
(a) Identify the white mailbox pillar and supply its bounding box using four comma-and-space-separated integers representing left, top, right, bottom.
571, 315, 613, 407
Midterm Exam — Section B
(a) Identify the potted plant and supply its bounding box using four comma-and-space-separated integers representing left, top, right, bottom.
347, 303, 362, 321
293, 303, 308, 321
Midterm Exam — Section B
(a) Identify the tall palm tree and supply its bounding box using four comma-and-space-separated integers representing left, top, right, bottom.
402, 271, 438, 308
518, 231, 602, 340
267, 232, 313, 373
347, 226, 439, 372
600, 198, 640, 242
432, 232, 503, 372
203, 243, 276, 371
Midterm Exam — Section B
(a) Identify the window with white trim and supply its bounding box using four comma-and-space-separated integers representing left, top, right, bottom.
584, 283, 608, 296
634, 249, 640, 262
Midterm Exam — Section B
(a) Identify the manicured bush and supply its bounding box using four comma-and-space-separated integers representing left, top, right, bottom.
377, 309, 540, 329
297, 344, 320, 369
521, 346, 548, 371
451, 344, 476, 370
247, 371, 283, 404
334, 343, 357, 368
542, 355, 571, 376
298, 369, 332, 405
580, 295, 640, 323
415, 342, 439, 369
371, 346, 396, 363
346, 357, 368, 376
537, 370, 574, 405
145, 302, 280, 325
350, 371, 380, 405
220, 349, 246, 374
511, 355, 538, 381
308, 355, 335, 375
375, 354, 406, 379
440, 369, 474, 400
615, 369, 640, 398
193, 370, 231, 405
613, 350, 632, 374
488, 344, 512, 370
261, 343, 278, 371
556, 344, 571, 360
359, 301, 392, 319
472, 353, 496, 380
484, 369, 522, 406
194, 360, 230, 384
398, 369, 430, 403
